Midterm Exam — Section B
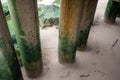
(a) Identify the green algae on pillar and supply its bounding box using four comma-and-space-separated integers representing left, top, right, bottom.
77, 0, 98, 51
0, 1, 23, 80
77, 27, 91, 51
59, 0, 85, 63
0, 53, 13, 80
104, 0, 119, 23
7, 0, 42, 78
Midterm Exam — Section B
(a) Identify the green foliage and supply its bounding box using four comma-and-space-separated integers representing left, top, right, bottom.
7, 20, 17, 47
2, 3, 16, 45
7, 20, 15, 36
7, 20, 21, 66
1, 3, 20, 67
38, 1, 60, 27
39, 4, 59, 19
2, 3, 16, 44
2, 2, 9, 17
53, 0, 60, 7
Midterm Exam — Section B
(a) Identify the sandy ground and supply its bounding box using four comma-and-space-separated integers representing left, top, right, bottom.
22, 0, 120, 80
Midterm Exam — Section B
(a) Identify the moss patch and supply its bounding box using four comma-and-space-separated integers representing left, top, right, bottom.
0, 52, 13, 80
8, 0, 42, 77
59, 34, 77, 63
104, 0, 119, 23
0, 37, 22, 80
20, 38, 42, 69
77, 26, 91, 50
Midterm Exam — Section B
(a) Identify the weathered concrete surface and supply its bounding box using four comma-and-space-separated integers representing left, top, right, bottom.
7, 0, 42, 78
59, 0, 85, 63
22, 0, 120, 80
0, 1, 23, 80
77, 0, 98, 50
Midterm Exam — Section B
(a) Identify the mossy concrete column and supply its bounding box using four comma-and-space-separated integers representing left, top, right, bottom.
104, 0, 119, 23
77, 0, 98, 50
59, 0, 85, 63
0, 1, 23, 80
7, 0, 42, 78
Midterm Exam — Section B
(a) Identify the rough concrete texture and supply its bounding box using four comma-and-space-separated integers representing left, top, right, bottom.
22, 0, 120, 80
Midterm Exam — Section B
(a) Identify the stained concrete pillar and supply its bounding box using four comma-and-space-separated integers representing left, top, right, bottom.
0, 1, 23, 80
118, 3, 120, 17
77, 0, 98, 50
104, 0, 119, 23
59, 0, 85, 63
7, 0, 42, 78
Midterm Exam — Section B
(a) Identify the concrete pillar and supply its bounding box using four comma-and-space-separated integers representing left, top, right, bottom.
59, 0, 85, 63
77, 0, 98, 50
7, 0, 42, 78
0, 1, 23, 80
104, 0, 119, 23
118, 3, 120, 17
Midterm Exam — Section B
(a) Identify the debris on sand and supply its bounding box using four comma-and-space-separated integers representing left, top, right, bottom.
112, 39, 118, 47
80, 74, 90, 78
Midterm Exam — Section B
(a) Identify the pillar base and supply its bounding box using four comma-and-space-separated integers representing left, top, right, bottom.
104, 17, 115, 24
77, 26, 90, 51
77, 45, 87, 51
104, 0, 119, 23
25, 61, 43, 78
59, 54, 75, 64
